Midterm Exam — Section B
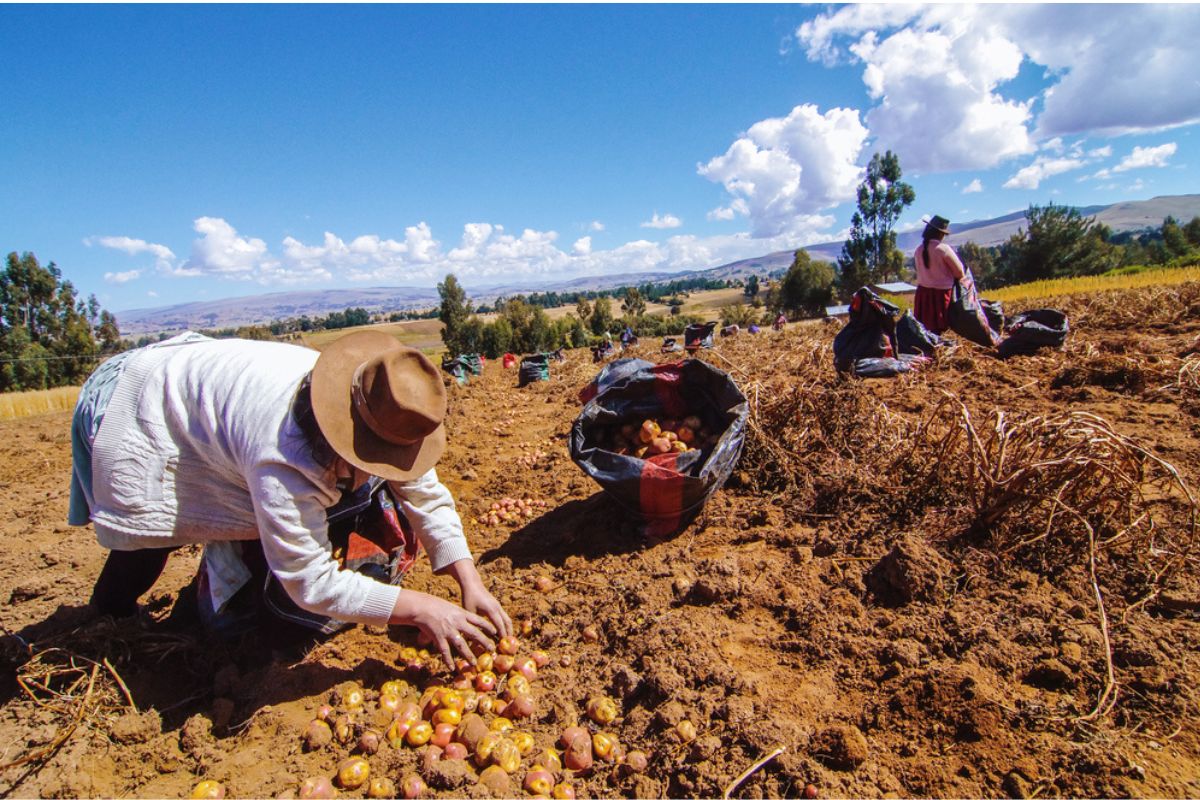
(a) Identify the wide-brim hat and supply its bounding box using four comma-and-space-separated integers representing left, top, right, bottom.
922, 214, 951, 234
311, 330, 447, 481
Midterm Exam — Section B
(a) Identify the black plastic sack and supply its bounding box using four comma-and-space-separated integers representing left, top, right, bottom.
948, 273, 1001, 347
998, 309, 1070, 358
895, 310, 941, 357
684, 321, 717, 351
578, 357, 653, 405
570, 359, 749, 539
461, 353, 483, 376
441, 355, 469, 385
981, 300, 1005, 336
833, 288, 900, 372
850, 353, 927, 378
518, 353, 551, 387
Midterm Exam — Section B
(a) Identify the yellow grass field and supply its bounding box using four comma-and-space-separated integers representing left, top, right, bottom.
985, 264, 1200, 303
0, 386, 80, 421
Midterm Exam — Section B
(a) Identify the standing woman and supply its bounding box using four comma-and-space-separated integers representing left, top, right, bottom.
913, 214, 966, 334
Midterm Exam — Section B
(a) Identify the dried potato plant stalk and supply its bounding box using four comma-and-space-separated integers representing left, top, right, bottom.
742, 380, 910, 493
907, 394, 1198, 719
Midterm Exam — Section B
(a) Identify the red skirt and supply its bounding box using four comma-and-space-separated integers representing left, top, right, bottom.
914, 285, 953, 334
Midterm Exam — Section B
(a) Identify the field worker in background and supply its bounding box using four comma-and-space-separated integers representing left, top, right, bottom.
774, 312, 787, 331
68, 330, 511, 668
913, 214, 966, 334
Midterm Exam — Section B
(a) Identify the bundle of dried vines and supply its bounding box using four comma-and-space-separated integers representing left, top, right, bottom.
741, 379, 911, 492
1, 620, 204, 773
908, 394, 1198, 719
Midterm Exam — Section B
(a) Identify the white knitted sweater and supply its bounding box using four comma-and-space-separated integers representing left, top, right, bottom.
88, 337, 472, 627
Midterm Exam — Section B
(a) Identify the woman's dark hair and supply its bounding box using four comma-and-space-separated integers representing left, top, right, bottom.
291, 373, 339, 470
921, 224, 945, 270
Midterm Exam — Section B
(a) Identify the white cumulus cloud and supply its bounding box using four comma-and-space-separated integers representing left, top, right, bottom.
641, 212, 682, 230
699, 103, 867, 239
103, 269, 141, 284
182, 217, 273, 279
588, 221, 605, 232
1113, 142, 1178, 173
86, 235, 176, 265
572, 236, 592, 256
962, 179, 983, 194
1003, 156, 1087, 190
794, 5, 1200, 171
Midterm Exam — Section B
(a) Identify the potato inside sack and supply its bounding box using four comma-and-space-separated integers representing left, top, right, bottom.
570, 359, 749, 540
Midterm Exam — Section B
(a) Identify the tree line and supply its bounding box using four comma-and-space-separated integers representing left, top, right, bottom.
0, 252, 121, 392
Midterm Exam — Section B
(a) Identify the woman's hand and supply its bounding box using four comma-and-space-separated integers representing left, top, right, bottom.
389, 590, 497, 670
440, 559, 513, 640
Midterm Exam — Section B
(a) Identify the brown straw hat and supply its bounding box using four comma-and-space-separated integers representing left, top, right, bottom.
311, 330, 447, 481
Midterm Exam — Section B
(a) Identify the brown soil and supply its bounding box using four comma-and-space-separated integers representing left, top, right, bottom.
1, 285, 1199, 799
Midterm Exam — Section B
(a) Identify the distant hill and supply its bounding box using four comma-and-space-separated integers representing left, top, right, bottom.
116, 194, 1200, 335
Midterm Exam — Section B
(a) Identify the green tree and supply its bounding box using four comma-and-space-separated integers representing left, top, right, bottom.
620, 287, 646, 319
957, 242, 998, 290
720, 303, 760, 328
775, 250, 836, 318
743, 275, 760, 299
590, 296, 614, 335
97, 310, 123, 353
994, 203, 1120, 285
837, 151, 915, 299
574, 297, 592, 327
480, 317, 514, 359
0, 251, 104, 391
437, 274, 472, 356
1162, 216, 1190, 259
1184, 216, 1200, 247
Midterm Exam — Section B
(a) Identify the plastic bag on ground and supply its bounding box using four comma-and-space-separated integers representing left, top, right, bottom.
833, 287, 900, 372
684, 321, 718, 351
981, 300, 1005, 336
461, 353, 483, 376
441, 355, 470, 385
948, 271, 1002, 347
997, 309, 1070, 358
895, 310, 942, 357
570, 359, 749, 539
518, 353, 551, 387
850, 354, 928, 378
578, 357, 654, 405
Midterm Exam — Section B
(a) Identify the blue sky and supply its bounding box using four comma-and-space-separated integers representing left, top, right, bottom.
2, 4, 1199, 314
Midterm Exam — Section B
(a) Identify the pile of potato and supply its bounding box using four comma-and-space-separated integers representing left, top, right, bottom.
600, 415, 720, 459
475, 496, 546, 527
284, 636, 648, 799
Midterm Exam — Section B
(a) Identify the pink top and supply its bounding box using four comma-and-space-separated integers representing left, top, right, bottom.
914, 240, 966, 290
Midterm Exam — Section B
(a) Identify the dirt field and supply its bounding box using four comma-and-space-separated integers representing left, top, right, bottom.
1, 283, 1198, 799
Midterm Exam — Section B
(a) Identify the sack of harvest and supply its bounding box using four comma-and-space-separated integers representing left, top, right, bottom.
684, 321, 718, 351
502, 353, 517, 369
997, 309, 1069, 358
895, 309, 942, 357
981, 300, 1005, 336
461, 353, 483, 376
947, 271, 1001, 347
569, 359, 749, 539
518, 353, 551, 387
441, 355, 470, 385
578, 357, 653, 404
833, 287, 900, 371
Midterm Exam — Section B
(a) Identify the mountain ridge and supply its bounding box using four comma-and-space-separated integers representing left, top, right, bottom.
116, 193, 1200, 334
